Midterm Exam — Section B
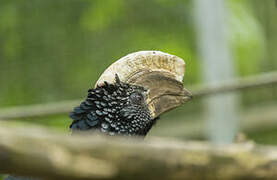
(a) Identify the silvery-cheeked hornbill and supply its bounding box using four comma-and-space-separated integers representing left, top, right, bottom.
5, 51, 192, 180
70, 51, 192, 136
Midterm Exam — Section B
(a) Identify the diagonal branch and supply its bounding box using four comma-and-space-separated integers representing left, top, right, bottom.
1, 71, 277, 120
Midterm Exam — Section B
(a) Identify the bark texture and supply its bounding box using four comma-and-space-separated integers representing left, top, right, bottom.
0, 125, 277, 180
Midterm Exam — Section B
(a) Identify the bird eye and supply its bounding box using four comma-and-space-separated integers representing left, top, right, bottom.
130, 92, 144, 104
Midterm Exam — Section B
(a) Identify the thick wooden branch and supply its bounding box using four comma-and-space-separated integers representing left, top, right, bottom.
1, 71, 277, 120
1, 125, 277, 180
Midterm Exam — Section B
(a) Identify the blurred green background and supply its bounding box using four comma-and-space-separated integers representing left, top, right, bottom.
0, 1, 277, 178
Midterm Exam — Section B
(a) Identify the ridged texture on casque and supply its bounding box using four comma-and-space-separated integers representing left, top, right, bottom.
96, 51, 185, 86
70, 75, 157, 136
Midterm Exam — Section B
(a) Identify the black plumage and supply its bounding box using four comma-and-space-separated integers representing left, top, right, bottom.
70, 74, 157, 136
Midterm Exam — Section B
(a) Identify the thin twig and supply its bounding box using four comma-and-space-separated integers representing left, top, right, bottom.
192, 71, 277, 97
0, 71, 277, 120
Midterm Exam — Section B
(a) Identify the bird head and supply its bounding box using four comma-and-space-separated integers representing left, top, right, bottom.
70, 51, 192, 136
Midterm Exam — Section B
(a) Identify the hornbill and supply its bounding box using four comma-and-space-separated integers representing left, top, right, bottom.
70, 51, 192, 136
5, 51, 192, 180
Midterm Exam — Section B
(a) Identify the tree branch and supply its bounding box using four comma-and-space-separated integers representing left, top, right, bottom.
1, 71, 277, 120
192, 71, 277, 97
1, 125, 277, 180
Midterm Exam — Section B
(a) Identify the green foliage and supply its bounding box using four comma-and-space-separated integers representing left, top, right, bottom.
0, 0, 272, 108
228, 0, 265, 76
81, 0, 124, 32
248, 127, 277, 145
0, 0, 196, 107
0, 0, 276, 145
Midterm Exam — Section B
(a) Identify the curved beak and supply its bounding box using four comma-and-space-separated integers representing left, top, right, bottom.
130, 71, 192, 118
147, 86, 192, 118
180, 87, 193, 101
